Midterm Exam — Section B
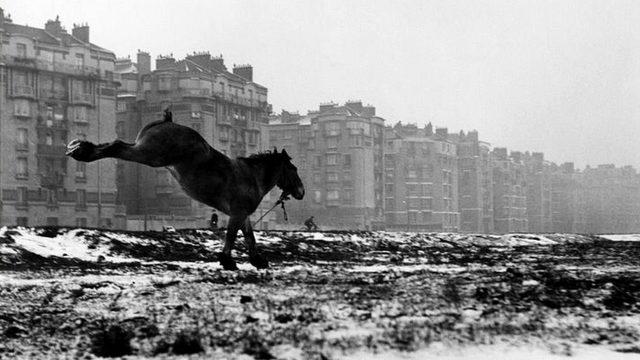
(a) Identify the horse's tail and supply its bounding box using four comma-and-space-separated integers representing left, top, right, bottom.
163, 108, 173, 122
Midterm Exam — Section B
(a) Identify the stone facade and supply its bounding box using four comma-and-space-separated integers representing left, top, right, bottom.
0, 10, 120, 227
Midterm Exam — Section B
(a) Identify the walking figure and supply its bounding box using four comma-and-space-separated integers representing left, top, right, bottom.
210, 212, 218, 230
304, 216, 318, 231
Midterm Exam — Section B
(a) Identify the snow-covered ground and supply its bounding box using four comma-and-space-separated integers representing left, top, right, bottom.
0, 227, 639, 359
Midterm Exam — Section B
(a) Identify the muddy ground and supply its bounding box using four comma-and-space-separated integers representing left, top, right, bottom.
0, 228, 639, 359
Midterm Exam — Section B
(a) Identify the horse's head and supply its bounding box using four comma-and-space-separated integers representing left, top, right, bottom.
275, 148, 305, 200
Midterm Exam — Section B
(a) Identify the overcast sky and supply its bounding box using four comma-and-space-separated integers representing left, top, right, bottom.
4, 0, 640, 169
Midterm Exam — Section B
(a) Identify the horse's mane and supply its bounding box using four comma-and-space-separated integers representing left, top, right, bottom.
240, 151, 283, 165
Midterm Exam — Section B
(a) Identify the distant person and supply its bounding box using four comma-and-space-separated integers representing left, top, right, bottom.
210, 212, 218, 230
304, 216, 318, 231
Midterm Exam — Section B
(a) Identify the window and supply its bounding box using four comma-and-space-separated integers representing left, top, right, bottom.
314, 156, 322, 168
325, 122, 340, 136
343, 154, 351, 168
76, 189, 86, 209
327, 190, 340, 200
17, 187, 28, 205
16, 158, 28, 178
75, 53, 85, 67
46, 189, 57, 205
17, 43, 27, 58
326, 154, 338, 165
76, 162, 86, 178
326, 137, 338, 149
408, 212, 417, 224
16, 128, 28, 149
327, 172, 338, 182
314, 190, 322, 203
14, 99, 30, 117
74, 107, 88, 122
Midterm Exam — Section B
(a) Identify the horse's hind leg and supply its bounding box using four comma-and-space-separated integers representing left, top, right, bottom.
242, 219, 269, 269
219, 216, 244, 270
66, 139, 169, 167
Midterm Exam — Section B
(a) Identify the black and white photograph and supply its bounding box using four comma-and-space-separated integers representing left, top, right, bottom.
0, 0, 639, 358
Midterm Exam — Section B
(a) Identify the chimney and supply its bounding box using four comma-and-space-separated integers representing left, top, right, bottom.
156, 55, 176, 70
233, 64, 253, 81
186, 51, 211, 69
532, 152, 544, 162
137, 50, 151, 75
345, 100, 363, 113
510, 151, 522, 163
45, 15, 64, 36
467, 130, 479, 142
211, 55, 226, 72
72, 23, 89, 43
361, 106, 376, 117
435, 127, 448, 137
319, 102, 336, 113
425, 122, 433, 135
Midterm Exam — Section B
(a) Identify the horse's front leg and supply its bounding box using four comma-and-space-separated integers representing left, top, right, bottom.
220, 216, 243, 270
242, 219, 269, 269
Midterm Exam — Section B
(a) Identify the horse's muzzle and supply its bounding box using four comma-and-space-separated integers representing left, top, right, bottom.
292, 186, 305, 200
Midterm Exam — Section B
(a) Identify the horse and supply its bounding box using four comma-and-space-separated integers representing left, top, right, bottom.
66, 109, 305, 270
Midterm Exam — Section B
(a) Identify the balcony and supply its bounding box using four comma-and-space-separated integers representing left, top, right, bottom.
37, 118, 68, 131
40, 173, 64, 189
12, 85, 36, 99
37, 144, 67, 157
4, 55, 38, 70
40, 88, 68, 101
180, 88, 211, 98
72, 93, 93, 105
1, 55, 100, 78
217, 115, 232, 126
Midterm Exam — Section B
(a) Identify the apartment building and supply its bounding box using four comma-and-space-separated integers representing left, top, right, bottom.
457, 130, 493, 233
384, 123, 459, 232
582, 164, 640, 233
0, 10, 120, 227
523, 152, 553, 233
267, 102, 385, 230
492, 148, 528, 233
113, 51, 272, 228
550, 162, 586, 233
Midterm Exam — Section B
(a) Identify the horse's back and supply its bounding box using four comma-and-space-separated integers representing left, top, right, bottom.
135, 120, 212, 164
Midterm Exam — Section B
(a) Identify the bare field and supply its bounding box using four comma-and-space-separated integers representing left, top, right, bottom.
0, 228, 639, 359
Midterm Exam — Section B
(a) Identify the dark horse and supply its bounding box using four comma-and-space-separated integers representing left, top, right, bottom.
66, 109, 305, 270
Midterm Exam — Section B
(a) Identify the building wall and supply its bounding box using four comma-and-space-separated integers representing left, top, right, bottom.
0, 14, 119, 227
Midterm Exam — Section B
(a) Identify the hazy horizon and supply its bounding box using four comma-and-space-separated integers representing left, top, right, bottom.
4, 0, 640, 170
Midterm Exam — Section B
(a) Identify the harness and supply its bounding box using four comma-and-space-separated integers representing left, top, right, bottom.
253, 192, 289, 226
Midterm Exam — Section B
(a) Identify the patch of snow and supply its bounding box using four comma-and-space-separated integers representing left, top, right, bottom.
341, 344, 640, 360
347, 263, 467, 274
599, 234, 640, 242
8, 228, 131, 263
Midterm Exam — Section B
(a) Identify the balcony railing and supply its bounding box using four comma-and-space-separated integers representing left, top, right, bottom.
40, 88, 68, 100
1, 55, 101, 78
37, 144, 67, 157
179, 88, 211, 98
72, 93, 93, 105
12, 85, 36, 99
37, 118, 68, 130
40, 173, 64, 189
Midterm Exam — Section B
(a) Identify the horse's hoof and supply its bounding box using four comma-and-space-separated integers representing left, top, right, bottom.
66, 139, 95, 161
219, 253, 238, 271
249, 254, 269, 269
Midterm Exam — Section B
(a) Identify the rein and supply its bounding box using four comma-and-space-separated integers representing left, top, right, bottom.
253, 192, 290, 226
